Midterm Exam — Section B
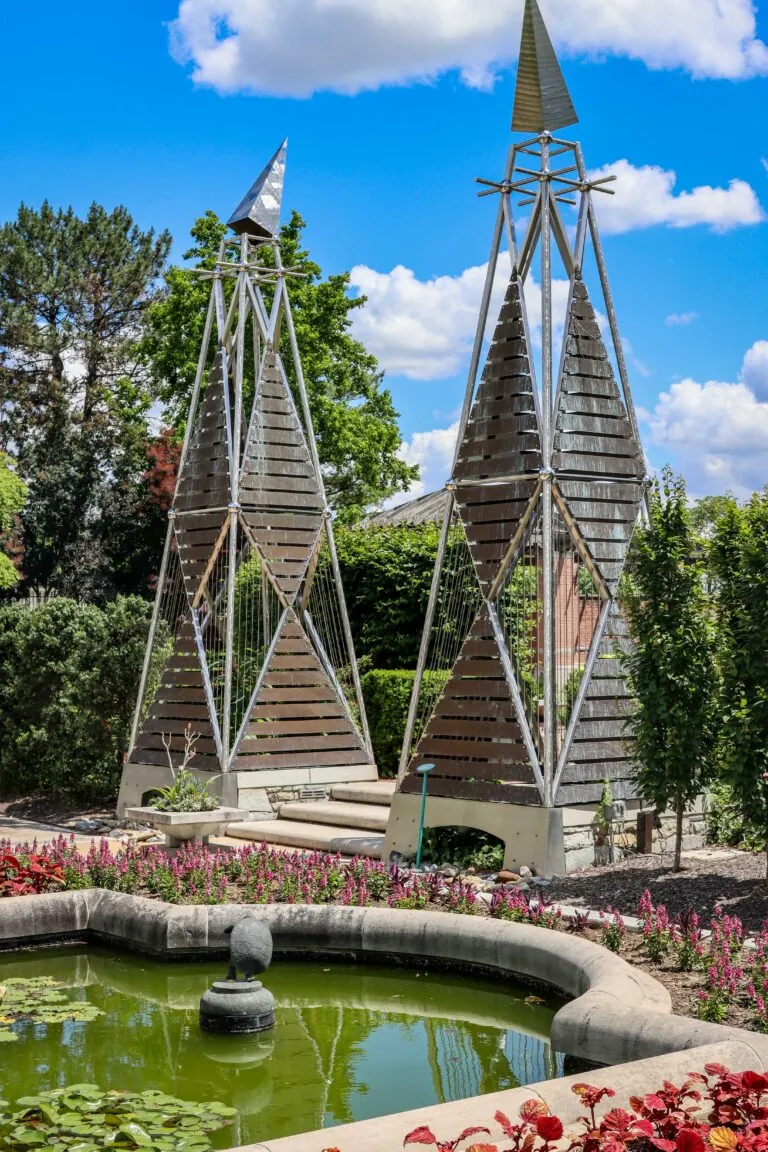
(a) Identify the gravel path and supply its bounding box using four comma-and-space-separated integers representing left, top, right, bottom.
547, 847, 768, 932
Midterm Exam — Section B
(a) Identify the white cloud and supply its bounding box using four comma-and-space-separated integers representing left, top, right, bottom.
590, 160, 764, 235
643, 341, 768, 497
349, 261, 502, 381
741, 340, 768, 399
349, 258, 581, 381
394, 421, 460, 503
170, 0, 768, 97
665, 312, 699, 327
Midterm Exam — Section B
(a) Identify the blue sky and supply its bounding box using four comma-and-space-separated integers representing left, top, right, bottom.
3, 0, 768, 500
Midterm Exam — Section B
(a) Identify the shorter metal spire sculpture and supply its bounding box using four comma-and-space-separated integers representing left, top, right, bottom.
122, 144, 373, 803
395, 0, 647, 814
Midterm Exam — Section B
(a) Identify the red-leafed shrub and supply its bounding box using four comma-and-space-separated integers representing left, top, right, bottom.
384, 1067, 768, 1152
0, 851, 65, 897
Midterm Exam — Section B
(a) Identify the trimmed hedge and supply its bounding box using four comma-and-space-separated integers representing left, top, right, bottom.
361, 668, 449, 778
0, 596, 151, 801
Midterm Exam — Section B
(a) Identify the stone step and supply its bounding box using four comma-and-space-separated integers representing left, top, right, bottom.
330, 780, 396, 807
227, 819, 384, 860
279, 800, 389, 833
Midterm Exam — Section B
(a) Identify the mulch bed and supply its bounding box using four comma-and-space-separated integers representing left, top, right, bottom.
547, 848, 768, 934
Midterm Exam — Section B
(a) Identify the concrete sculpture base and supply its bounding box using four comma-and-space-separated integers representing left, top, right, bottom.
199, 980, 276, 1034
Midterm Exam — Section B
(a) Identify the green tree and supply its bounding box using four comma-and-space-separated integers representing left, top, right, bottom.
624, 469, 719, 871
711, 491, 768, 877
144, 210, 417, 520
0, 200, 171, 598
0, 451, 26, 590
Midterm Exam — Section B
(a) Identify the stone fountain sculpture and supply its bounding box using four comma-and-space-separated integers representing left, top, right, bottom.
199, 917, 276, 1034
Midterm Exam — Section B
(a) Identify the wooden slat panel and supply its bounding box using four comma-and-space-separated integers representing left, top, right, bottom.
236, 749, 371, 769
555, 604, 636, 806
401, 603, 540, 802
557, 779, 638, 805
453, 278, 541, 593
233, 607, 368, 771
401, 773, 541, 806
173, 353, 231, 513
246, 718, 357, 736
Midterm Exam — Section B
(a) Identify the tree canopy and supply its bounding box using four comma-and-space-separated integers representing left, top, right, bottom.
0, 200, 171, 599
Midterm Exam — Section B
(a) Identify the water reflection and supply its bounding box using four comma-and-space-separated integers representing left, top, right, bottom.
0, 948, 564, 1147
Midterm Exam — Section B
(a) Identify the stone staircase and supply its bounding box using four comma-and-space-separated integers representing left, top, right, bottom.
227, 779, 395, 860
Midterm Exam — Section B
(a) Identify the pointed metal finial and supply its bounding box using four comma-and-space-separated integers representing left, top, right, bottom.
512, 0, 578, 134
228, 140, 287, 238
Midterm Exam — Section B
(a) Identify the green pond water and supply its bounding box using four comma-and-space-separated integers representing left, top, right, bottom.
0, 947, 564, 1147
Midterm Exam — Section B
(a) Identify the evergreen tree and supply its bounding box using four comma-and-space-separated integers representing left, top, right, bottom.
711, 492, 768, 877
0, 201, 171, 599
624, 469, 719, 871
143, 210, 417, 520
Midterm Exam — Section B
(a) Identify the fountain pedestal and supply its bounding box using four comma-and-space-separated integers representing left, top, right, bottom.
199, 980, 276, 1034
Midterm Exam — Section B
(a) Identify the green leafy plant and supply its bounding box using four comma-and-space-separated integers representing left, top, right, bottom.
151, 727, 218, 813
0, 978, 103, 1043
0, 1084, 235, 1150
558, 666, 585, 728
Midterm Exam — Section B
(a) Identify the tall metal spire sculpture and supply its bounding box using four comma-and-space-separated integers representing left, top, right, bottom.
387, 0, 647, 868
119, 142, 375, 812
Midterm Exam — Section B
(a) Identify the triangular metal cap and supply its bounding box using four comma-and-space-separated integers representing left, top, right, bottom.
227, 140, 287, 238
512, 0, 578, 134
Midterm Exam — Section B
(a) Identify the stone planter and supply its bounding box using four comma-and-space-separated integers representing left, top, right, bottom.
124, 807, 248, 847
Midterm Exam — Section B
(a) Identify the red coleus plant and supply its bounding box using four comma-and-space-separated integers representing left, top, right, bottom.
0, 852, 65, 897
386, 1068, 768, 1152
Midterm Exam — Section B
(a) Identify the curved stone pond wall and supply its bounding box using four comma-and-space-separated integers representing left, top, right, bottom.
5, 888, 768, 1072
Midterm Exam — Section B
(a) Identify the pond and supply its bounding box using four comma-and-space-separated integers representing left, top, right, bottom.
0, 947, 565, 1147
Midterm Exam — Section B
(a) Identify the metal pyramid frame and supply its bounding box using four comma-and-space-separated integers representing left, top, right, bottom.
397, 0, 648, 810
127, 145, 373, 781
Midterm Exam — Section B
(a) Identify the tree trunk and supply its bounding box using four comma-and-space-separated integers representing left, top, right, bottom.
674, 795, 685, 872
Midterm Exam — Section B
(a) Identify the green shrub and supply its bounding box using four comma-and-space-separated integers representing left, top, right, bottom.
0, 596, 151, 801
707, 781, 764, 852
421, 826, 505, 871
361, 668, 450, 778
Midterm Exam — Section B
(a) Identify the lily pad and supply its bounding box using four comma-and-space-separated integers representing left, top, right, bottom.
0, 1086, 235, 1152
0, 980, 104, 1042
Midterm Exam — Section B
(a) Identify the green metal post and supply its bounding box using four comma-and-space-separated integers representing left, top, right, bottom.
415, 764, 434, 869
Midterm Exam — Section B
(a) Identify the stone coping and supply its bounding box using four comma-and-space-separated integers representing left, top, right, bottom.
5, 891, 768, 1150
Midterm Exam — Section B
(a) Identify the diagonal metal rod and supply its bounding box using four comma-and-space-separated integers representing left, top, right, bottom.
487, 601, 545, 801
450, 144, 516, 473
551, 596, 612, 801
396, 487, 456, 782
278, 257, 373, 758
128, 519, 175, 757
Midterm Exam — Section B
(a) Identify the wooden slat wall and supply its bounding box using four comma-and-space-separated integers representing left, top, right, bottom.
175, 352, 232, 514
175, 512, 227, 603
241, 510, 322, 604
555, 604, 637, 806
557, 479, 643, 595
455, 480, 537, 593
241, 352, 324, 514
233, 609, 371, 771
401, 604, 540, 806
553, 282, 643, 483
453, 276, 541, 593
129, 619, 220, 771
